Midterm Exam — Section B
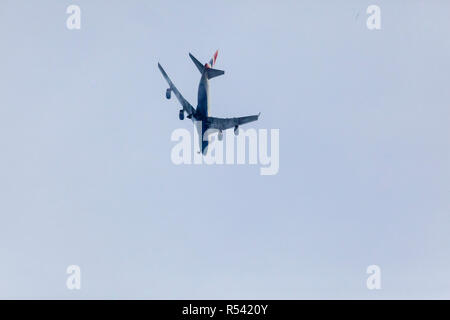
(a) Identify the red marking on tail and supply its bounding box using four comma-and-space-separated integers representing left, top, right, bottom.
209, 50, 219, 68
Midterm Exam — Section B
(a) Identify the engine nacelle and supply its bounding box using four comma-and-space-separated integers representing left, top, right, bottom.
218, 130, 223, 141
166, 88, 171, 99
234, 126, 239, 136
179, 109, 184, 120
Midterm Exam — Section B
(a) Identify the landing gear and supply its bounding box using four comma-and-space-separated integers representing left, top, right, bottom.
179, 109, 184, 120
218, 130, 223, 141
166, 88, 171, 99
234, 125, 239, 136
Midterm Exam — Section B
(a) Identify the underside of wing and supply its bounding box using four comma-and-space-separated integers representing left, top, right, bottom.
158, 63, 196, 116
207, 113, 260, 131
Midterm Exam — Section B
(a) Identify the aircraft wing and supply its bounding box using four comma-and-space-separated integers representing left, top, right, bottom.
158, 63, 196, 117
207, 113, 260, 131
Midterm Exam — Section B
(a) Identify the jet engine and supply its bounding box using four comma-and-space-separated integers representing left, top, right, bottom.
179, 109, 184, 120
234, 125, 239, 136
166, 88, 171, 99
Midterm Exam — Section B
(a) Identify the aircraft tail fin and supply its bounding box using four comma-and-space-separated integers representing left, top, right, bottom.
189, 51, 224, 79
189, 50, 221, 76
207, 50, 219, 68
205, 68, 224, 79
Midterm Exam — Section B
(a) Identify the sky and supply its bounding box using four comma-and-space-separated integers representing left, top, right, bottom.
0, 0, 449, 299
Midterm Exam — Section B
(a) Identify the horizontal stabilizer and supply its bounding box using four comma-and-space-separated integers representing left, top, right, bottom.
189, 53, 205, 74
206, 68, 224, 80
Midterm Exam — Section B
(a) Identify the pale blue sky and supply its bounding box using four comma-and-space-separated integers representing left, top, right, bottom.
0, 0, 449, 299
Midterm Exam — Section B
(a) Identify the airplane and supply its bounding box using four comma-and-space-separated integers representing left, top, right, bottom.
158, 50, 260, 155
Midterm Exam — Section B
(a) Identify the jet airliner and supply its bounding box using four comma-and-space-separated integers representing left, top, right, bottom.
158, 51, 260, 155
